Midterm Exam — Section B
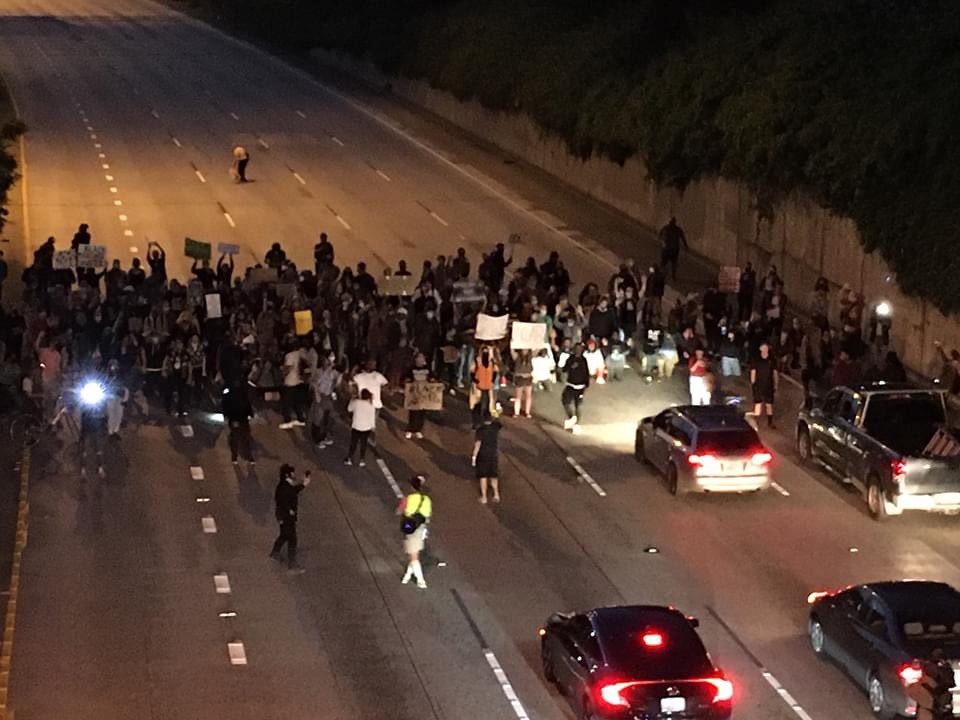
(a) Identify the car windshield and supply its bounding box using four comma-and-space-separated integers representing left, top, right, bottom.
862, 394, 946, 456
696, 429, 758, 455
595, 610, 713, 680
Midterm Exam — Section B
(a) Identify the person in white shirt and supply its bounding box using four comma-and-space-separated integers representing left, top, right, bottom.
280, 343, 307, 429
344, 389, 376, 467
353, 358, 389, 445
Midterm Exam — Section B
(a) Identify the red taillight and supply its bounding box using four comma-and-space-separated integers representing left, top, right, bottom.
892, 459, 907, 484
688, 453, 718, 467
597, 681, 631, 708
705, 677, 735, 703
641, 631, 665, 648
898, 663, 923, 686
750, 451, 773, 467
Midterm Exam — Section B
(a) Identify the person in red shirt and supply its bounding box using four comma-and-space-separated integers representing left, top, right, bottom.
688, 347, 711, 405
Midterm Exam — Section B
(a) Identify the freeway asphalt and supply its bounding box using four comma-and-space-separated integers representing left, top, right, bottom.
3, 2, 960, 719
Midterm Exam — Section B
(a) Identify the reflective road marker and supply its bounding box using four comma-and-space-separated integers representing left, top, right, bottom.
214, 574, 231, 594
227, 642, 247, 665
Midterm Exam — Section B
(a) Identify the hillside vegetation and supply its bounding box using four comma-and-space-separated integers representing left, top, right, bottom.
187, 0, 960, 311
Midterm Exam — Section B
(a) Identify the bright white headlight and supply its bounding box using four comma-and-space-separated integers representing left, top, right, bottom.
79, 381, 106, 406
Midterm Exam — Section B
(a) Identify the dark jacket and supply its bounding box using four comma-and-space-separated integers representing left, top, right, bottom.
564, 355, 590, 387
274, 479, 305, 522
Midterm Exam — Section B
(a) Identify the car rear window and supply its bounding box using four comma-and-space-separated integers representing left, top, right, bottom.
863, 394, 946, 456
696, 429, 759, 455
595, 610, 713, 680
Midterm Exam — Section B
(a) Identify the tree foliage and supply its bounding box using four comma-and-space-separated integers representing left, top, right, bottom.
0, 120, 24, 233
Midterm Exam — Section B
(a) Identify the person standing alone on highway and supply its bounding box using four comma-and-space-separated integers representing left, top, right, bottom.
222, 382, 255, 466
658, 217, 688, 281
750, 342, 779, 428
231, 145, 250, 183
473, 415, 502, 504
559, 342, 589, 433
398, 474, 432, 589
270, 464, 311, 573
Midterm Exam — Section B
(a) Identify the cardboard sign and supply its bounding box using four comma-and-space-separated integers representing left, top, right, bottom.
53, 250, 76, 270
452, 280, 486, 304
381, 275, 419, 297
294, 310, 313, 336
77, 244, 106, 268
217, 242, 240, 256
510, 321, 548, 350
205, 293, 222, 319
184, 237, 212, 261
718, 266, 741, 294
243, 267, 276, 289
187, 280, 204, 306
276, 283, 297, 301
475, 313, 509, 341
404, 381, 444, 411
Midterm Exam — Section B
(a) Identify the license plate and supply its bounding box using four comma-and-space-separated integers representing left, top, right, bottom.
660, 697, 686, 713
721, 462, 742, 474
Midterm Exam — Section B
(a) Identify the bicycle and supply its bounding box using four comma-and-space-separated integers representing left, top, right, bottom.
9, 394, 77, 448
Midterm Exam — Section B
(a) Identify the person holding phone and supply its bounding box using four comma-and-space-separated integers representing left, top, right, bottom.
270, 464, 312, 573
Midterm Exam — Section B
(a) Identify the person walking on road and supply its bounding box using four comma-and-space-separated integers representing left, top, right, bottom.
658, 216, 688, 281
279, 341, 307, 429
222, 382, 255, 466
232, 145, 250, 183
309, 355, 339, 449
472, 416, 502, 504
398, 474, 432, 589
405, 351, 434, 440
344, 388, 375, 467
750, 342, 779, 428
270, 464, 311, 573
559, 342, 589, 433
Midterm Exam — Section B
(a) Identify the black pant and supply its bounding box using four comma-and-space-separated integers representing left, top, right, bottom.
661, 249, 679, 280
347, 429, 369, 461
562, 385, 584, 420
165, 375, 186, 414
311, 408, 332, 443
408, 410, 426, 433
237, 158, 249, 182
229, 421, 253, 462
471, 389, 491, 428
271, 519, 297, 565
281, 384, 305, 422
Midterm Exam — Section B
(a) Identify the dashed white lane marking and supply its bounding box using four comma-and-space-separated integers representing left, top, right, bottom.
331, 136, 345, 146
214, 573, 231, 594
171, 136, 182, 148
129, 246, 138, 253
484, 651, 530, 720
335, 214, 351, 230
89, 133, 97, 140
376, 458, 404, 499
762, 671, 813, 720
376, 169, 391, 182
123, 230, 134, 237
190, 466, 205, 480
771, 481, 791, 496
109, 187, 118, 193
179, 424, 194, 437
257, 137, 269, 150
85, 125, 93, 131
296, 110, 307, 119
196, 496, 211, 503
94, 143, 102, 149
201, 516, 217, 533
227, 642, 247, 665
224, 212, 236, 228
104, 174, 114, 181
101, 163, 109, 169
195, 169, 207, 183
429, 211, 449, 227
118, 214, 128, 222
566, 456, 607, 497
292, 172, 306, 185
113, 199, 123, 206
150, 110, 160, 119
229, 112, 240, 121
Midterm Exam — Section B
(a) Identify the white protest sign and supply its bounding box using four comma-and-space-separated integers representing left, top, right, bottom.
77, 244, 106, 269
218, 242, 240, 255
205, 293, 222, 319
475, 313, 509, 341
510, 321, 548, 350
53, 250, 76, 270
381, 275, 419, 297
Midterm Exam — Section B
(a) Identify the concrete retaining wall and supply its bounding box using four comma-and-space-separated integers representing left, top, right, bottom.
312, 49, 959, 378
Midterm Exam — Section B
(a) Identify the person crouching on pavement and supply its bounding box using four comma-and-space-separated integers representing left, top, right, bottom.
398, 474, 432, 589
559, 342, 590, 433
270, 464, 311, 573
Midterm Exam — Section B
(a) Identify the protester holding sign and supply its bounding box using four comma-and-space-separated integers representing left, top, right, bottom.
469, 344, 500, 428
404, 352, 436, 440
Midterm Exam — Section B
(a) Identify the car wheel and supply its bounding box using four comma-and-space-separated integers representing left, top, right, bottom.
868, 672, 896, 719
667, 464, 680, 496
635, 432, 647, 464
867, 477, 888, 521
797, 427, 814, 463
541, 641, 557, 684
808, 618, 826, 656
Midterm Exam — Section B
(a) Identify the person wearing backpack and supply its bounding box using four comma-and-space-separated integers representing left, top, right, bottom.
397, 474, 432, 589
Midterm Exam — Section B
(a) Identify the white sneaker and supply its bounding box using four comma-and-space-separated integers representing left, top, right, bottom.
401, 574, 411, 585
563, 416, 576, 430
572, 424, 583, 435
416, 579, 428, 589
405, 432, 413, 439
293, 420, 306, 427
324, 439, 334, 447
279, 421, 294, 430
358, 460, 366, 468
415, 432, 424, 439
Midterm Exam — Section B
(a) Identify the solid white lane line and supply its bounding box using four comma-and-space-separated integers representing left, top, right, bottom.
201, 516, 217, 533
296, 110, 307, 118
566, 456, 607, 497
257, 137, 269, 149
171, 136, 182, 148
229, 112, 240, 121
331, 136, 345, 146
761, 671, 814, 720
376, 458, 404, 499
195, 169, 207, 183
484, 651, 530, 720
335, 214, 351, 231
213, 573, 231, 594
376, 169, 392, 182
227, 642, 247, 665
429, 211, 449, 227
771, 481, 790, 496
292, 172, 306, 185
224, 212, 236, 228
190, 466, 205, 480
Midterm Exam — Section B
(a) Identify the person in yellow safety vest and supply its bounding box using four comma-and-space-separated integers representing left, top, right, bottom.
397, 474, 433, 589
907, 649, 955, 720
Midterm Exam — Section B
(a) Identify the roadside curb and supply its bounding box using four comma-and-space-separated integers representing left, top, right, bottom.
0, 446, 29, 720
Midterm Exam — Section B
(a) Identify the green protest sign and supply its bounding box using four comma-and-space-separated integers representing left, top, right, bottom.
184, 237, 212, 260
